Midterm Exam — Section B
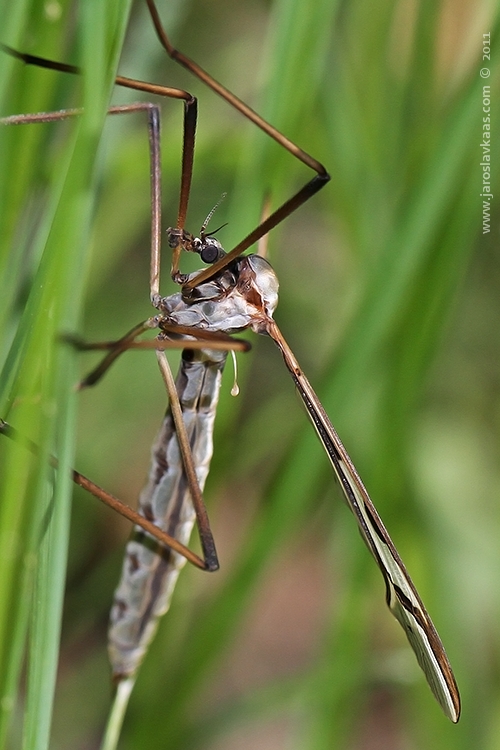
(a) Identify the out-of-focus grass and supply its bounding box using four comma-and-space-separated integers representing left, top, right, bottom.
0, 1, 132, 748
0, 0, 499, 748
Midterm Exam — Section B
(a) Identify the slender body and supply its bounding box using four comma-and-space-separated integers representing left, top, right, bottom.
108, 252, 279, 679
109, 346, 227, 679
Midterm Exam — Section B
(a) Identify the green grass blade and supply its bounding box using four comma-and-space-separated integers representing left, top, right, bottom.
0, 1, 132, 748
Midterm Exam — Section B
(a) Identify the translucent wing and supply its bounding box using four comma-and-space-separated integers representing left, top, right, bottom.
268, 320, 460, 723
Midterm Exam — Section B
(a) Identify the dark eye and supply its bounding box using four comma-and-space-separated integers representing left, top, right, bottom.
200, 242, 220, 264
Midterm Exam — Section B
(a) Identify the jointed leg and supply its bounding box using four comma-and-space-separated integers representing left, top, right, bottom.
0, 419, 209, 570
145, 0, 330, 289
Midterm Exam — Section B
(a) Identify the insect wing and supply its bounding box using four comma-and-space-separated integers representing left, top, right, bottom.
268, 322, 460, 722
297, 370, 460, 721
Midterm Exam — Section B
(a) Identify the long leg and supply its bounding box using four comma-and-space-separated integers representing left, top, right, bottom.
1, 74, 185, 293
145, 0, 330, 288
0, 313, 249, 573
3, 0, 330, 287
65, 322, 251, 572
65, 323, 250, 388
1, 42, 196, 286
154, 350, 218, 569
1, 93, 248, 577
0, 419, 206, 569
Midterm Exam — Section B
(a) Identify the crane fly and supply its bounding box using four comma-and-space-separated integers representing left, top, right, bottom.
0, 0, 460, 740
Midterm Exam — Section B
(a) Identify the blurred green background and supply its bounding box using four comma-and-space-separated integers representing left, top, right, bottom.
0, 0, 499, 748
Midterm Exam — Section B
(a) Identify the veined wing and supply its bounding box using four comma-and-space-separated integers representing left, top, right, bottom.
267, 320, 460, 723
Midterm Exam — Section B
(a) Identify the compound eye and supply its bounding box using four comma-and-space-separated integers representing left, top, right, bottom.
200, 238, 222, 264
